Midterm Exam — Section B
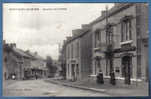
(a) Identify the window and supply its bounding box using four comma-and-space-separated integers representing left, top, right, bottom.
115, 67, 120, 73
121, 16, 132, 42
95, 29, 101, 47
71, 44, 73, 59
68, 64, 70, 75
68, 46, 70, 59
77, 42, 79, 58
106, 24, 113, 45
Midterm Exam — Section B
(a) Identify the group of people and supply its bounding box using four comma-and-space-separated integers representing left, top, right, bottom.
96, 70, 116, 85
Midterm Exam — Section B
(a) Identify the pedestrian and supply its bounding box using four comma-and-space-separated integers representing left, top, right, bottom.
110, 71, 116, 85
35, 73, 38, 80
96, 70, 104, 84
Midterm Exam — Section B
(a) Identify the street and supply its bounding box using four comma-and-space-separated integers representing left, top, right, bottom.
3, 79, 110, 96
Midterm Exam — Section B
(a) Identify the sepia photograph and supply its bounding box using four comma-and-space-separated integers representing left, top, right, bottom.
2, 3, 149, 96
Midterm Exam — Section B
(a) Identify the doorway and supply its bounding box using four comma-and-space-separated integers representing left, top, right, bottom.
71, 64, 76, 81
122, 56, 132, 84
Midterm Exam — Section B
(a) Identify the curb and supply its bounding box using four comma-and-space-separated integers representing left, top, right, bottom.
45, 79, 107, 93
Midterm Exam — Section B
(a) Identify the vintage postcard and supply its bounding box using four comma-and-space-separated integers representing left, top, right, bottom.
2, 2, 149, 97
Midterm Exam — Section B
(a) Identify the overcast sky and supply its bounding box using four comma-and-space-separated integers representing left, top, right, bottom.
3, 3, 114, 60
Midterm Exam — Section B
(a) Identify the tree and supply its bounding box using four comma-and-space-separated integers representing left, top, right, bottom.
46, 56, 57, 77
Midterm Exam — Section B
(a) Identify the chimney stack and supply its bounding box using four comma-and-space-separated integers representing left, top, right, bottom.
10, 43, 16, 48
72, 29, 81, 37
34, 52, 38, 55
101, 10, 107, 17
26, 50, 30, 53
81, 24, 91, 29
3, 40, 6, 45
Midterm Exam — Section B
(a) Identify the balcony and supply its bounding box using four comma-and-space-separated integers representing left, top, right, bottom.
93, 46, 107, 53
120, 40, 133, 46
93, 51, 105, 58
93, 47, 101, 52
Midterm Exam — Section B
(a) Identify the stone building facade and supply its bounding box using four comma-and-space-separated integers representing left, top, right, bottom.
3, 41, 31, 80
65, 25, 92, 81
91, 3, 149, 82
3, 41, 48, 80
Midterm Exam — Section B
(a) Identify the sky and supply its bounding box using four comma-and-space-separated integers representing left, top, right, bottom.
3, 3, 114, 60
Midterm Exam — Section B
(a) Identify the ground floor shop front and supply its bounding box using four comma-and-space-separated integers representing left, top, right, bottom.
92, 50, 149, 84
3, 66, 48, 80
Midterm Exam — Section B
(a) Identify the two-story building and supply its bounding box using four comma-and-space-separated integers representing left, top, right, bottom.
65, 25, 92, 81
3, 41, 32, 80
91, 3, 149, 83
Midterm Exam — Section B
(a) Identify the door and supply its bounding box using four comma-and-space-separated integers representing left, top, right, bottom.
122, 56, 131, 84
75, 64, 79, 80
71, 64, 75, 80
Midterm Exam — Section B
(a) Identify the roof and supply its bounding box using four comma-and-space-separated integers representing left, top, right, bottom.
90, 3, 134, 25
12, 47, 31, 58
66, 27, 90, 44
26, 51, 44, 61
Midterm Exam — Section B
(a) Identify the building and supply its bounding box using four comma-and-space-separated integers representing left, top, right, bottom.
25, 51, 48, 79
65, 25, 92, 81
3, 41, 31, 80
3, 41, 48, 80
91, 3, 149, 83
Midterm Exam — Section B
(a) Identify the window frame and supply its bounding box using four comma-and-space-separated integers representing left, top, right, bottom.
121, 16, 132, 42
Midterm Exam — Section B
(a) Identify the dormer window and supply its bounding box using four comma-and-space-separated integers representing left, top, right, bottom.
121, 16, 132, 42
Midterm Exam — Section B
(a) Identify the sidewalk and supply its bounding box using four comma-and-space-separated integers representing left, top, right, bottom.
45, 78, 149, 96
3, 80, 17, 87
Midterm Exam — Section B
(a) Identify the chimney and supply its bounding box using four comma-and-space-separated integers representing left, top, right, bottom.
10, 43, 16, 48
114, 3, 119, 7
72, 29, 81, 37
26, 50, 30, 53
63, 40, 66, 44
3, 40, 6, 45
114, 3, 129, 8
101, 10, 107, 17
81, 24, 91, 29
66, 36, 72, 41
34, 52, 38, 55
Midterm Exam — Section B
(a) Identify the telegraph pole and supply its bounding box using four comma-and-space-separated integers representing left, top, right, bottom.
105, 5, 116, 85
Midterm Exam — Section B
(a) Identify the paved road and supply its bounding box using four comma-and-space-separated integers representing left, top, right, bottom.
3, 79, 110, 96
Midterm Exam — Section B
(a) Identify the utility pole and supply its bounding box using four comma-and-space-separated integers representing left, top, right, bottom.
105, 5, 116, 85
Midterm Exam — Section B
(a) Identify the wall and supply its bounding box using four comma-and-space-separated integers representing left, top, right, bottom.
92, 4, 138, 78
80, 30, 93, 79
